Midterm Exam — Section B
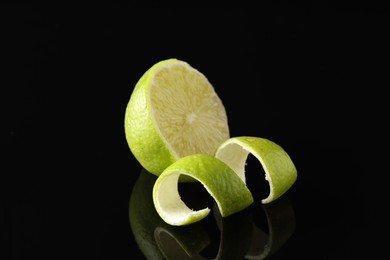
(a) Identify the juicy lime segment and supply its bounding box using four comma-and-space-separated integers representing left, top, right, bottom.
153, 154, 254, 226
151, 61, 229, 157
124, 58, 229, 176
215, 136, 297, 204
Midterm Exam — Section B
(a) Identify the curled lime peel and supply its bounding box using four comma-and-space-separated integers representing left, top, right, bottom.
153, 154, 254, 226
215, 136, 297, 204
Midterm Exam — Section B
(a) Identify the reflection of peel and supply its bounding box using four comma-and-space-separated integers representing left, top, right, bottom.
213, 205, 253, 259
129, 169, 164, 260
130, 169, 295, 259
212, 194, 295, 260
154, 222, 210, 259
129, 169, 210, 260
246, 195, 296, 259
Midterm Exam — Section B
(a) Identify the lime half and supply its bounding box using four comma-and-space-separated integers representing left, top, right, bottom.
124, 58, 229, 176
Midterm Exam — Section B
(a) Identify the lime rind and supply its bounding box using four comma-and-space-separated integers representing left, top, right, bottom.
125, 60, 178, 175
215, 136, 297, 204
153, 171, 211, 226
153, 154, 254, 226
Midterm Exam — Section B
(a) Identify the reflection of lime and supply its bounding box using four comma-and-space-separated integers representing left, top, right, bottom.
124, 58, 229, 176
212, 204, 253, 260
261, 195, 296, 257
215, 136, 297, 204
129, 169, 164, 260
153, 154, 253, 226
246, 195, 296, 259
154, 222, 210, 259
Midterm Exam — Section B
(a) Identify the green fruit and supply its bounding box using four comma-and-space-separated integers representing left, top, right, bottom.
124, 58, 229, 176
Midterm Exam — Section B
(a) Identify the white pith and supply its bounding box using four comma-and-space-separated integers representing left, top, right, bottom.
215, 138, 274, 203
154, 171, 210, 226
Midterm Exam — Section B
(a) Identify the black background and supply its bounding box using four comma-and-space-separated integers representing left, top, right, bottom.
2, 2, 387, 259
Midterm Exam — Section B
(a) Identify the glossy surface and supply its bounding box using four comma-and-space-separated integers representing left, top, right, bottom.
3, 3, 383, 259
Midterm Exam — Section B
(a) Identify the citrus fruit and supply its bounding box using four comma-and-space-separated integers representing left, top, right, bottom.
215, 136, 297, 204
153, 154, 254, 226
124, 58, 230, 176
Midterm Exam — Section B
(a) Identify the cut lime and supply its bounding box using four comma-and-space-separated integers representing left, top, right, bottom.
124, 58, 229, 176
215, 136, 297, 204
153, 154, 254, 226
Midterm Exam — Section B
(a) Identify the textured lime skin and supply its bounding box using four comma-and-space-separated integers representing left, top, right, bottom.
215, 136, 297, 204
124, 59, 178, 175
153, 154, 254, 226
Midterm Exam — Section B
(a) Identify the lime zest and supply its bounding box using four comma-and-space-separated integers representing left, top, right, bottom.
215, 136, 297, 204
153, 154, 254, 226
